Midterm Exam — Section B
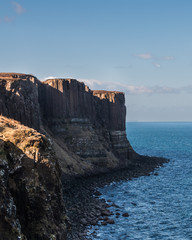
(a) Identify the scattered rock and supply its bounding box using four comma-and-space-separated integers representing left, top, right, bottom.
106, 219, 115, 224
122, 212, 129, 217
95, 190, 102, 196
101, 221, 107, 226
80, 218, 87, 225
101, 210, 112, 216
111, 203, 120, 208
131, 202, 137, 206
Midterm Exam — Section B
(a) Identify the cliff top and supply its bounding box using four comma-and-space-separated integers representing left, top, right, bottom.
44, 78, 82, 84
0, 72, 35, 81
92, 90, 124, 95
0, 116, 43, 155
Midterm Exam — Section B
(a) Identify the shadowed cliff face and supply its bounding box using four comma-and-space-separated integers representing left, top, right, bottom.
0, 73, 40, 130
39, 79, 126, 132
92, 90, 126, 131
0, 72, 137, 239
38, 78, 135, 173
0, 73, 126, 132
0, 73, 136, 176
39, 78, 95, 122
0, 116, 68, 240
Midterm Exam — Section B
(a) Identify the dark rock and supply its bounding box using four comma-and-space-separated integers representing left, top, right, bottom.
101, 210, 112, 216
80, 218, 87, 225
95, 190, 102, 196
122, 212, 129, 217
0, 72, 168, 240
0, 117, 67, 239
111, 203, 120, 208
101, 221, 107, 226
0, 73, 40, 130
131, 202, 137, 206
106, 218, 115, 224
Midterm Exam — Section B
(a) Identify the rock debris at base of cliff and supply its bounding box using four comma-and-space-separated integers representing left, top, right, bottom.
0, 72, 166, 240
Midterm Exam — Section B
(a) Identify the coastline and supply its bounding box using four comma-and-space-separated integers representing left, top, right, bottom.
0, 73, 169, 239
63, 155, 168, 240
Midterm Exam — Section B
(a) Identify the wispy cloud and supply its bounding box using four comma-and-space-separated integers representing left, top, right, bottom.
153, 63, 161, 68
81, 78, 190, 95
12, 1, 25, 15
164, 56, 175, 60
4, 16, 13, 23
135, 53, 175, 68
43, 76, 57, 81
135, 53, 175, 61
0, 2, 25, 24
43, 77, 191, 96
135, 53, 153, 59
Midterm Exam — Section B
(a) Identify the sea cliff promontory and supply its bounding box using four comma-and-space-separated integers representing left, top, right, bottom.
0, 73, 137, 179
0, 73, 165, 239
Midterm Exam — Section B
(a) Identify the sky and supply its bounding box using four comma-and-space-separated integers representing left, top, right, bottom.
0, 0, 192, 121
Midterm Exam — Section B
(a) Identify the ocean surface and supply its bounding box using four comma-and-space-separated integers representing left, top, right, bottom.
88, 122, 192, 240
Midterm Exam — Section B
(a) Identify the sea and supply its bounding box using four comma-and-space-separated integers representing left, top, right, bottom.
88, 122, 192, 240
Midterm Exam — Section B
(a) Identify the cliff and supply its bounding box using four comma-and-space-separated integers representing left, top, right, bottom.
0, 73, 40, 130
0, 72, 138, 239
0, 73, 137, 177
38, 77, 136, 178
0, 116, 68, 240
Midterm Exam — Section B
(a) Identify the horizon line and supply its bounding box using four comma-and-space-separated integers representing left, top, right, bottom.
126, 121, 192, 123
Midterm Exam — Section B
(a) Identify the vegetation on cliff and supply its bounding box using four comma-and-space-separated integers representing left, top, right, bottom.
0, 72, 165, 239
0, 116, 68, 239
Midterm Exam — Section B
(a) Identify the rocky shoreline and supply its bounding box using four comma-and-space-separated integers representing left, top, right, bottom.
63, 155, 168, 240
0, 73, 168, 239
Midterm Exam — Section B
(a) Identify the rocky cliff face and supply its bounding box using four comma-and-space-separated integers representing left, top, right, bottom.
92, 90, 126, 131
37, 77, 136, 177
0, 116, 68, 240
0, 72, 137, 239
0, 73, 137, 177
39, 78, 95, 122
0, 73, 40, 130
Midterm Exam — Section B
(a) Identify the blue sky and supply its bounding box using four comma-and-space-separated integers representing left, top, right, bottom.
0, 0, 192, 121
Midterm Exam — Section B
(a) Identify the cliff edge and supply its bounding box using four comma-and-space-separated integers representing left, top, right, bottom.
0, 72, 141, 239
0, 73, 138, 178
39, 77, 137, 179
0, 116, 68, 240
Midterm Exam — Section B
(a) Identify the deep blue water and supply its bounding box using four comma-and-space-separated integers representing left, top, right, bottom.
88, 122, 192, 239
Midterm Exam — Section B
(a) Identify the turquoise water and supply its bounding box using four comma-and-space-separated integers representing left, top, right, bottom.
90, 122, 192, 239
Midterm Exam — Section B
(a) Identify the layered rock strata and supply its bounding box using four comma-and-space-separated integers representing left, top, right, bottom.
0, 72, 139, 239
0, 73, 137, 178
0, 73, 40, 130
38, 77, 136, 177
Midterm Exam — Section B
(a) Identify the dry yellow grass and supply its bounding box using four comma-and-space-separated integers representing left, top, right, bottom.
0, 116, 46, 159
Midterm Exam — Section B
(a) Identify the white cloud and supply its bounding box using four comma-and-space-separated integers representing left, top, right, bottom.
153, 63, 161, 68
164, 56, 174, 60
42, 77, 192, 96
43, 76, 57, 81
81, 79, 190, 95
12, 1, 25, 15
135, 53, 153, 59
